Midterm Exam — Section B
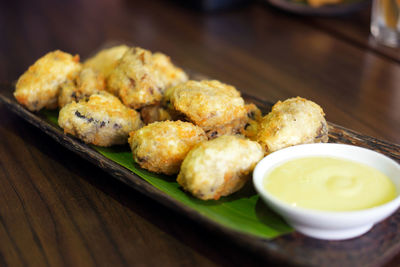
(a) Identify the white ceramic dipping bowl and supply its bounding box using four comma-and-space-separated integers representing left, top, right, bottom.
253, 143, 400, 240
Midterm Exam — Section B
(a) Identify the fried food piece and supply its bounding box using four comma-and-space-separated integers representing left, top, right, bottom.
151, 52, 188, 88
107, 47, 188, 109
58, 68, 106, 107
140, 104, 172, 125
242, 103, 263, 139
177, 135, 264, 200
163, 80, 248, 139
107, 47, 159, 105
14, 50, 81, 111
83, 45, 129, 79
59, 92, 142, 146
129, 120, 207, 175
254, 97, 328, 153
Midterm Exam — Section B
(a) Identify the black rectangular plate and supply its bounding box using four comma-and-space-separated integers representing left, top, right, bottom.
1, 82, 400, 267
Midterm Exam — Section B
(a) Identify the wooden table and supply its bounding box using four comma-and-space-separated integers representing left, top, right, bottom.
0, 0, 399, 266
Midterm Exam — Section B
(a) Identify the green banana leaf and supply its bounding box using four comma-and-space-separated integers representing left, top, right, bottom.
41, 109, 293, 239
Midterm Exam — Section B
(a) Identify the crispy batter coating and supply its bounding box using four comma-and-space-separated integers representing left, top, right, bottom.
83, 45, 129, 79
177, 135, 264, 200
254, 97, 328, 153
58, 68, 106, 107
107, 47, 188, 109
59, 92, 142, 146
242, 103, 263, 139
163, 80, 248, 139
151, 52, 188, 88
140, 104, 172, 125
14, 50, 81, 111
128, 121, 207, 175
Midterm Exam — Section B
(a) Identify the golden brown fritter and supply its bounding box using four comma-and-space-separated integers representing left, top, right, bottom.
177, 135, 264, 200
242, 103, 263, 139
83, 45, 129, 79
163, 80, 248, 139
140, 104, 172, 125
151, 52, 188, 88
128, 120, 207, 175
14, 50, 81, 111
254, 97, 328, 153
107, 47, 188, 109
59, 92, 142, 146
58, 68, 106, 108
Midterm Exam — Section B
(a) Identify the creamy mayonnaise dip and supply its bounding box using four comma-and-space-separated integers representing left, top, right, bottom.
264, 157, 397, 211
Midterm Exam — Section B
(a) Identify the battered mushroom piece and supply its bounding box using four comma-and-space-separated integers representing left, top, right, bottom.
151, 52, 188, 88
59, 92, 142, 147
83, 45, 129, 79
14, 50, 81, 111
58, 68, 106, 108
140, 104, 172, 125
254, 97, 328, 154
242, 103, 263, 139
177, 135, 264, 200
128, 121, 207, 175
163, 80, 248, 139
107, 47, 188, 109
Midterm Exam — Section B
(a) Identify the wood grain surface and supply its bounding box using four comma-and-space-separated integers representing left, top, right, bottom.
0, 0, 399, 266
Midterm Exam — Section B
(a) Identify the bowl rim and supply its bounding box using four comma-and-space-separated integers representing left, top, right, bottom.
253, 143, 400, 218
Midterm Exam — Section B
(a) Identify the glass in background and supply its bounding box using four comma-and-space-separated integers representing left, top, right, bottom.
371, 0, 400, 47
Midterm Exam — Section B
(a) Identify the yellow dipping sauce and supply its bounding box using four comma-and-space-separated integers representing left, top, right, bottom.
264, 157, 397, 211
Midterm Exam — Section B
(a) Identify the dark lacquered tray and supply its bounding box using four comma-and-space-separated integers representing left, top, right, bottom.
1, 81, 400, 267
